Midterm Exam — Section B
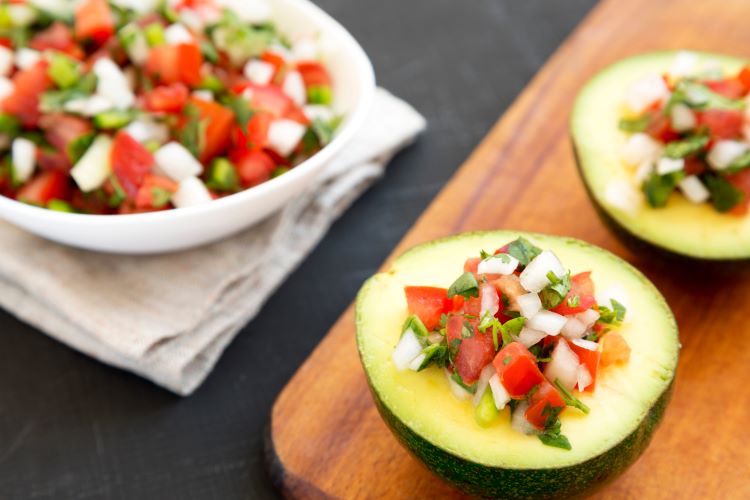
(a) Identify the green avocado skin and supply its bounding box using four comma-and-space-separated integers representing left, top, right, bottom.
366, 378, 673, 500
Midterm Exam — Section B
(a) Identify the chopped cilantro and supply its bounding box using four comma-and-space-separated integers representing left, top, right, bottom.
447, 272, 479, 300
178, 103, 207, 158
567, 295, 580, 308
643, 171, 684, 208
401, 314, 429, 338
451, 371, 477, 394
538, 424, 571, 450
553, 379, 590, 414
505, 237, 542, 267
663, 134, 709, 159
499, 317, 525, 347
703, 173, 745, 212
220, 95, 254, 134
540, 271, 571, 309
598, 299, 627, 326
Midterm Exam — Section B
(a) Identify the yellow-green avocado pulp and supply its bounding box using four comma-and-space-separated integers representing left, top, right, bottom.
355, 231, 679, 499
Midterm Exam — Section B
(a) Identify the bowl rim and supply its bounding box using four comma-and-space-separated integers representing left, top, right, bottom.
0, 0, 376, 227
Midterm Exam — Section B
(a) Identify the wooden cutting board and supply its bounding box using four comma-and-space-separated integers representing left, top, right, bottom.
267, 0, 750, 497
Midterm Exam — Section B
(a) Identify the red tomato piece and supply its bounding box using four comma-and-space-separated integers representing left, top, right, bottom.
296, 61, 332, 88
75, 0, 114, 45
726, 169, 750, 215
446, 315, 495, 384
462, 296, 481, 317
135, 174, 178, 209
29, 22, 84, 59
684, 156, 708, 176
704, 78, 748, 99
188, 97, 235, 162
111, 131, 155, 199
234, 83, 293, 118
144, 83, 189, 113
260, 51, 286, 82
403, 286, 451, 331
739, 66, 750, 90
524, 381, 566, 430
17, 171, 70, 205
232, 111, 272, 154
698, 109, 744, 140
38, 113, 93, 162
235, 149, 275, 188
2, 61, 52, 128
146, 44, 204, 86
37, 149, 71, 172
569, 342, 601, 392
450, 295, 465, 312
464, 257, 480, 274
493, 342, 545, 398
645, 113, 680, 143
283, 105, 311, 125
550, 272, 597, 315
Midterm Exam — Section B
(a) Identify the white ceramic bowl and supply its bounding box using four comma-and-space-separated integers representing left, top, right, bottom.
0, 0, 375, 254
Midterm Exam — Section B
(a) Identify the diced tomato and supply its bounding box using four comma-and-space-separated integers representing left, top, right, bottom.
37, 149, 71, 172
261, 51, 286, 82
235, 149, 275, 187
75, 0, 115, 45
451, 295, 465, 312
29, 22, 84, 60
146, 44, 204, 86
524, 381, 566, 430
684, 156, 708, 176
698, 109, 744, 140
461, 296, 481, 317
296, 61, 332, 88
234, 83, 293, 118
464, 257, 480, 274
600, 332, 631, 367
188, 97, 235, 162
494, 244, 510, 255
569, 342, 601, 392
232, 111, 272, 154
144, 83, 189, 113
38, 113, 92, 162
550, 272, 597, 315
2, 61, 52, 128
0, 38, 11, 49
283, 105, 310, 125
404, 286, 451, 331
111, 131, 155, 199
645, 113, 680, 143
739, 66, 750, 90
725, 169, 750, 215
16, 171, 70, 205
135, 174, 178, 209
704, 78, 748, 99
446, 315, 495, 384
493, 342, 545, 398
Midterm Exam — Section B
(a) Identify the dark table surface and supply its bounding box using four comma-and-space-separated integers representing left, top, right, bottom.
0, 1, 596, 498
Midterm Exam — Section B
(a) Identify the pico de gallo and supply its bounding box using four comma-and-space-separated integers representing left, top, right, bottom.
0, 0, 340, 214
617, 52, 750, 215
391, 237, 631, 450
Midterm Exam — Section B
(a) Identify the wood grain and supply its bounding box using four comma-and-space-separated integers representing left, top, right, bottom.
268, 0, 750, 497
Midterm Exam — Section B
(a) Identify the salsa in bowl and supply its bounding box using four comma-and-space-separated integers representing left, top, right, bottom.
0, 0, 374, 252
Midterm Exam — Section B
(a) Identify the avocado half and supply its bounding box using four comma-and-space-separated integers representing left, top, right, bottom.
355, 231, 679, 499
572, 50, 750, 261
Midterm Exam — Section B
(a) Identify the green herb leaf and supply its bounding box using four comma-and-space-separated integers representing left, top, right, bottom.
704, 173, 744, 212
178, 103, 206, 158
311, 116, 342, 146
220, 95, 254, 134
724, 150, 750, 174
0, 113, 20, 136
667, 80, 746, 113
67, 133, 96, 164
451, 371, 477, 394
461, 320, 475, 339
150, 186, 172, 208
499, 317, 525, 347
642, 171, 684, 208
553, 379, 590, 414
567, 295, 580, 308
447, 272, 479, 300
448, 338, 462, 365
618, 115, 650, 133
540, 271, 571, 309
418, 342, 448, 371
200, 40, 219, 64
597, 299, 626, 326
663, 134, 709, 159
402, 314, 429, 338
538, 428, 572, 450
505, 237, 542, 267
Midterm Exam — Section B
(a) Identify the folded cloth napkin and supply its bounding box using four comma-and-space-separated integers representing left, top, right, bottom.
0, 88, 426, 395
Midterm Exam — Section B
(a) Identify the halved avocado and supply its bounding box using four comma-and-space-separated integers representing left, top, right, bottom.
356, 231, 678, 499
572, 51, 750, 261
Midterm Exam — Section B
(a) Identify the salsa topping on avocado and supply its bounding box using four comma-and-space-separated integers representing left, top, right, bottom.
615, 51, 750, 215
0, 0, 340, 213
391, 237, 631, 450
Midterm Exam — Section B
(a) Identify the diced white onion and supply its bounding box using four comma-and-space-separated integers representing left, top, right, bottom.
192, 90, 213, 101
125, 118, 170, 145
63, 95, 114, 116
215, 0, 271, 23
267, 119, 307, 157
517, 327, 547, 348
561, 317, 587, 340
15, 48, 41, 70
93, 58, 135, 110
292, 37, 319, 61
480, 283, 499, 317
427, 333, 443, 345
392, 329, 423, 371
576, 309, 600, 328
656, 156, 684, 175
0, 46, 13, 77
572, 338, 599, 351
11, 138, 36, 183
445, 369, 472, 401
0, 77, 13, 101
511, 400, 535, 435
164, 23, 194, 45
678, 175, 711, 204
472, 365, 497, 407
109, 0, 160, 14
605, 179, 642, 216
179, 8, 205, 31
154, 142, 203, 181
488, 373, 511, 410
29, 0, 75, 17
670, 103, 697, 132
70, 135, 112, 192
624, 74, 669, 114
700, 59, 724, 79
8, 5, 37, 27
576, 364, 593, 392
282, 70, 307, 107
516, 292, 542, 319
519, 250, 565, 293
620, 133, 663, 166
544, 340, 580, 390
707, 140, 749, 170
668, 51, 697, 79
526, 310, 566, 336
243, 59, 276, 86
408, 353, 426, 372
633, 161, 654, 184
477, 254, 519, 275
172, 177, 212, 208
303, 105, 334, 123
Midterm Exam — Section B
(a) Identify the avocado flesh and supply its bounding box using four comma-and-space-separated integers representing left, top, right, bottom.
572, 50, 750, 260
356, 231, 679, 498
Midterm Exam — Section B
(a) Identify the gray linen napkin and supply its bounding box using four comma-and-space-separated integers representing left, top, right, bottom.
0, 88, 426, 395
